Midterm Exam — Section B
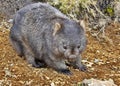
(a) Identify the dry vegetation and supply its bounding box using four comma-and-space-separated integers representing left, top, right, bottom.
0, 16, 120, 85
0, 0, 120, 85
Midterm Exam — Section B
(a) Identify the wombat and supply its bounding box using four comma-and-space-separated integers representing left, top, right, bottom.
9, 2, 87, 75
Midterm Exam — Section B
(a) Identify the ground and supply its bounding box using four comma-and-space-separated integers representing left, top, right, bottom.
0, 17, 120, 85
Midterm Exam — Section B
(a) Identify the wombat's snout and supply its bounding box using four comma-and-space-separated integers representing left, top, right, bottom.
69, 55, 76, 59
64, 48, 79, 59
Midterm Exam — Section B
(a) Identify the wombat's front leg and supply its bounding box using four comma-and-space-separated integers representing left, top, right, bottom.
45, 57, 72, 75
71, 55, 87, 71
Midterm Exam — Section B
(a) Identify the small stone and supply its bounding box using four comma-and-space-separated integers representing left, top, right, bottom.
51, 82, 55, 86
86, 62, 94, 67
94, 59, 99, 63
4, 68, 12, 77
96, 50, 100, 53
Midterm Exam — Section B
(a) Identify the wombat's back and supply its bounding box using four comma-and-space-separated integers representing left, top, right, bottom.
14, 2, 68, 23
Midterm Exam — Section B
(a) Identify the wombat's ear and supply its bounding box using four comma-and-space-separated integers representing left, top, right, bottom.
79, 20, 86, 31
53, 22, 61, 36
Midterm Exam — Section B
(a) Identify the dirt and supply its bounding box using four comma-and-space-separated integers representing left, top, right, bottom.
0, 17, 120, 86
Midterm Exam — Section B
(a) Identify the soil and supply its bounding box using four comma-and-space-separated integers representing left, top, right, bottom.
0, 17, 120, 86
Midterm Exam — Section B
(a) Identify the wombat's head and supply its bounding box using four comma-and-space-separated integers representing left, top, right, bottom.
53, 19, 87, 60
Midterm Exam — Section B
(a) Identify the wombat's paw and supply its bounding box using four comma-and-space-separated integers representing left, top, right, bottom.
32, 63, 45, 68
78, 65, 87, 72
32, 64, 40, 68
57, 69, 72, 75
35, 59, 46, 68
37, 62, 46, 68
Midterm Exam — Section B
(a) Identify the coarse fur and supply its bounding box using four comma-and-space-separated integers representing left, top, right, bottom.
10, 2, 87, 75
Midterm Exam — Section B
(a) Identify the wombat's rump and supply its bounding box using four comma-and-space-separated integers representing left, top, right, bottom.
10, 2, 87, 75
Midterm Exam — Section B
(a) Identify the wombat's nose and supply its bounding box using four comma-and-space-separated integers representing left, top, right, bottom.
69, 55, 76, 59
71, 47, 75, 54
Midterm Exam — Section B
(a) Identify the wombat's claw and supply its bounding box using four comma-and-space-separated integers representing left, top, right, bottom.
32, 63, 42, 68
78, 65, 87, 72
57, 69, 72, 75
32, 62, 46, 68
37, 62, 46, 68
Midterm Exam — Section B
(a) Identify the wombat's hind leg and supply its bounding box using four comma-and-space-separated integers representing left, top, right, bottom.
10, 38, 24, 57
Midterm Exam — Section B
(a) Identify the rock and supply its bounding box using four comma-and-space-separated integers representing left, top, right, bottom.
114, 2, 120, 22
81, 78, 117, 86
51, 82, 55, 86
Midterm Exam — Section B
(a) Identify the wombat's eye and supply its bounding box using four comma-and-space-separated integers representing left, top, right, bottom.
77, 45, 80, 49
63, 45, 67, 50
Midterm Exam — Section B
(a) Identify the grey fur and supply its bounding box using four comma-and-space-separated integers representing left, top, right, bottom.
10, 2, 87, 75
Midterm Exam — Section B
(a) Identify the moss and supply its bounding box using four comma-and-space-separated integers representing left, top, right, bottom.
106, 6, 114, 16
